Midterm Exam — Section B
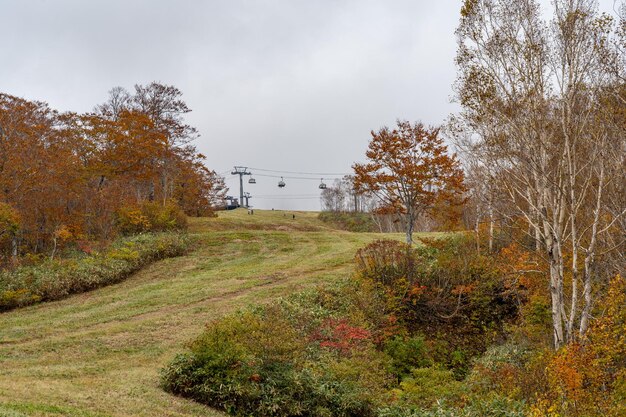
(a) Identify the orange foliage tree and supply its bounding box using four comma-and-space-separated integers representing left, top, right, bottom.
0, 83, 225, 261
353, 120, 465, 243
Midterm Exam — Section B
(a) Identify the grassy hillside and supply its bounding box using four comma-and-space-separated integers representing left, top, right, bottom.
0, 209, 418, 417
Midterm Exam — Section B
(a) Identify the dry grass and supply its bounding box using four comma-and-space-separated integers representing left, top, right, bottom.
0, 209, 421, 416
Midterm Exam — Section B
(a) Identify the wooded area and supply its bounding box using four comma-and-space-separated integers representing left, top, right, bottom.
453, 0, 625, 348
0, 82, 225, 263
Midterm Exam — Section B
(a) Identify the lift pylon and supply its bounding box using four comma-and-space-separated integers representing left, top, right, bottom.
231, 166, 252, 208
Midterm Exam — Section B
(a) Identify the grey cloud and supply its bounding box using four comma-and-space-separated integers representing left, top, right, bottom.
0, 0, 618, 209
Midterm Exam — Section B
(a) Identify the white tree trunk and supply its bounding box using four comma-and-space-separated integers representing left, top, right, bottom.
488, 197, 494, 253
549, 249, 565, 349
11, 237, 17, 259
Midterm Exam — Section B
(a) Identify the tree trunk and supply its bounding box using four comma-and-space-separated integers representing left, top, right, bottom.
50, 237, 57, 261
549, 250, 565, 349
488, 198, 494, 253
405, 212, 414, 244
148, 182, 155, 202
579, 256, 594, 337
534, 222, 542, 251
11, 236, 17, 259
579, 164, 604, 337
371, 213, 383, 233
474, 216, 481, 254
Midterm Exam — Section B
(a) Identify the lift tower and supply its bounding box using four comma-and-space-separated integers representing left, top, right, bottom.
231, 166, 252, 208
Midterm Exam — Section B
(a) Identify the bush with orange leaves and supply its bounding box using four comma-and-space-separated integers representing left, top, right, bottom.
526, 275, 626, 416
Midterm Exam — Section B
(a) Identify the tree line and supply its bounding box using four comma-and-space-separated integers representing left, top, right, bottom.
0, 82, 225, 263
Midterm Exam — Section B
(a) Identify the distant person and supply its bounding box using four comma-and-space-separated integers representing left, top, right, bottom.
292, 214, 295, 220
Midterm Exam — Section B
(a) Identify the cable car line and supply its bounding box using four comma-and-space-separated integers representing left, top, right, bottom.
253, 196, 321, 200
224, 164, 346, 208
252, 173, 335, 181
247, 167, 350, 176
254, 194, 320, 198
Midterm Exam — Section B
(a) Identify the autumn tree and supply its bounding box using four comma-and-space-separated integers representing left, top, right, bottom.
0, 83, 224, 259
131, 82, 198, 204
173, 152, 227, 216
0, 93, 86, 254
454, 0, 626, 347
353, 120, 465, 244
95, 83, 201, 203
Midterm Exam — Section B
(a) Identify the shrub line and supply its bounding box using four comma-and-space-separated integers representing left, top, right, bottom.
0, 232, 192, 312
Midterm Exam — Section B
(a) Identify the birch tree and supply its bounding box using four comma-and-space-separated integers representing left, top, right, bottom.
454, 0, 626, 348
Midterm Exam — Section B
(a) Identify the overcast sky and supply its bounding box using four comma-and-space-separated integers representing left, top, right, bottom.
0, 0, 620, 210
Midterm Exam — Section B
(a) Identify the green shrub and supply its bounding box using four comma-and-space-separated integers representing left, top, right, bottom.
318, 211, 377, 232
377, 396, 525, 417
384, 336, 431, 381
523, 297, 551, 326
0, 232, 190, 311
462, 396, 526, 416
162, 282, 394, 416
389, 367, 465, 409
